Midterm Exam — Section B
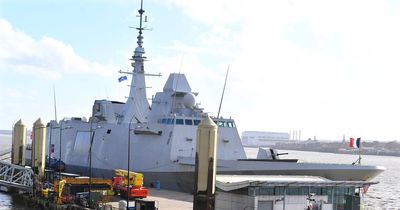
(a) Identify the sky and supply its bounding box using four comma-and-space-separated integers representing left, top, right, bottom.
1, 0, 400, 141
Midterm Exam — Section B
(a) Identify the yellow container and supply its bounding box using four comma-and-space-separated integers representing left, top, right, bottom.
42, 188, 49, 198
132, 173, 143, 187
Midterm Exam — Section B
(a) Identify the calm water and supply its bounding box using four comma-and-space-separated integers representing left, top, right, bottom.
0, 193, 33, 210
1, 144, 399, 209
245, 148, 400, 210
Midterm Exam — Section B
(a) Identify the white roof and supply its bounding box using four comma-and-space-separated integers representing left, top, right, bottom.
163, 73, 192, 93
215, 175, 377, 191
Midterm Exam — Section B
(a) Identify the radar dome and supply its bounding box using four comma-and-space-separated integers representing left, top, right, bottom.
183, 93, 196, 108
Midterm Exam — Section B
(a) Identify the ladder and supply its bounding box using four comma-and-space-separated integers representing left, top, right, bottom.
0, 160, 33, 192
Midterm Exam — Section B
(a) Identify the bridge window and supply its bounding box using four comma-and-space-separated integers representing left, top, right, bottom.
185, 119, 193, 125
161, 119, 167, 124
211, 120, 236, 128
217, 121, 226, 127
167, 119, 175, 124
176, 119, 184, 125
194, 120, 201, 125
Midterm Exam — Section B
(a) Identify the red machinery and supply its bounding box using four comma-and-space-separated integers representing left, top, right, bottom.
112, 169, 148, 199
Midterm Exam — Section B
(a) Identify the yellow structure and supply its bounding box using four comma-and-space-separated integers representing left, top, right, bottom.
55, 177, 113, 188
193, 116, 218, 210
114, 169, 144, 187
56, 179, 66, 204
32, 118, 47, 177
42, 188, 49, 198
12, 119, 26, 166
53, 178, 113, 204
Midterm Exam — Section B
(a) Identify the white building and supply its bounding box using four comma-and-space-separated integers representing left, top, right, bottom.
242, 131, 290, 146
215, 175, 376, 210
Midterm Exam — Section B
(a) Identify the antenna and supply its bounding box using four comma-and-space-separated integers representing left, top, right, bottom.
169, 54, 186, 114
137, 0, 145, 47
104, 87, 110, 100
179, 54, 185, 72
217, 65, 230, 119
53, 85, 58, 122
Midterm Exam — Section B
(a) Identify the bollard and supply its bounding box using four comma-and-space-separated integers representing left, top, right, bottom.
156, 180, 161, 190
12, 119, 26, 166
193, 116, 218, 210
32, 118, 47, 177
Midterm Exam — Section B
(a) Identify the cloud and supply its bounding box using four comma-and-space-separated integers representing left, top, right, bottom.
0, 19, 116, 80
155, 0, 243, 28
150, 0, 400, 140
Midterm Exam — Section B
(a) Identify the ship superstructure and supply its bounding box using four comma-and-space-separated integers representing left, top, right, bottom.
44, 1, 384, 192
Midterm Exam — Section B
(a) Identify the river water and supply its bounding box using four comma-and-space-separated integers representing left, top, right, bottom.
0, 141, 398, 209
244, 148, 400, 210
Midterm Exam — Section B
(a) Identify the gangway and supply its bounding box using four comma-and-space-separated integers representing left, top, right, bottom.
0, 160, 33, 192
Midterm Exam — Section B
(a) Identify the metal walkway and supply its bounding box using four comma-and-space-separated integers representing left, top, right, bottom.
0, 160, 33, 192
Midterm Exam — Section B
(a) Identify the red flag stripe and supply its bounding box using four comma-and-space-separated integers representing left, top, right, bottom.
349, 137, 355, 148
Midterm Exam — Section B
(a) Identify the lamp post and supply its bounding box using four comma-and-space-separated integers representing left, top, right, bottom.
47, 124, 60, 168
47, 123, 52, 167
58, 120, 72, 178
47, 121, 56, 167
283, 187, 286, 210
127, 116, 135, 210
89, 123, 101, 209
59, 121, 63, 178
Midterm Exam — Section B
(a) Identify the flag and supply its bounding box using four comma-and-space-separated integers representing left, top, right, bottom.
349, 137, 355, 148
356, 137, 361, 148
118, 76, 127, 82
349, 137, 361, 148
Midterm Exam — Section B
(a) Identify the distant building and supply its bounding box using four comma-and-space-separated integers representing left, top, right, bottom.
241, 131, 290, 147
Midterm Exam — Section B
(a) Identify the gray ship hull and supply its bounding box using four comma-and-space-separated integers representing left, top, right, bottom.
65, 159, 385, 193
42, 117, 385, 193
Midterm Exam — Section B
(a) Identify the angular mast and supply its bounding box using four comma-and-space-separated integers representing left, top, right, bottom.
122, 0, 150, 123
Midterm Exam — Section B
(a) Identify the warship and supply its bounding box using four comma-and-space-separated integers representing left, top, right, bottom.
43, 2, 384, 192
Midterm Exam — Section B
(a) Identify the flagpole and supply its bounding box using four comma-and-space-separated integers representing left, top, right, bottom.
350, 137, 362, 165
357, 137, 361, 165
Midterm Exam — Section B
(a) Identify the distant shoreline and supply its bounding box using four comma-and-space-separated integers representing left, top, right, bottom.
2, 130, 399, 158
244, 140, 400, 157
0, 130, 12, 136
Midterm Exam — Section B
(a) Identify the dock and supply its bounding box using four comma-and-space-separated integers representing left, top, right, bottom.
20, 188, 192, 210
108, 188, 192, 210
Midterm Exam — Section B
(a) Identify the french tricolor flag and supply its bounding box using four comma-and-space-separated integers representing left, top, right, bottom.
349, 137, 361, 148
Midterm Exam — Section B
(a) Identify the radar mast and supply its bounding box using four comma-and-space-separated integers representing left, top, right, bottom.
122, 0, 150, 123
